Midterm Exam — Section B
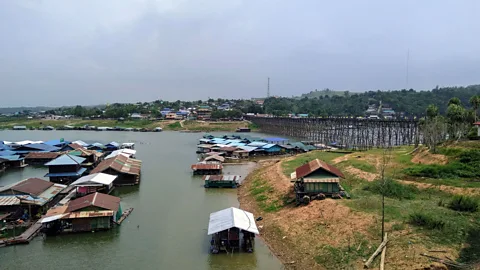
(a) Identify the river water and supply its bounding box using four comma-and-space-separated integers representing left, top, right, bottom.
0, 131, 283, 270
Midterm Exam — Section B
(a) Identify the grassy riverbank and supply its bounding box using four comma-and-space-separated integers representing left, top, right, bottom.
0, 117, 255, 132
239, 142, 480, 269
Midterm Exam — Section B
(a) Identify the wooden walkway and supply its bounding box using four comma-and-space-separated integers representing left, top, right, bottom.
0, 220, 43, 247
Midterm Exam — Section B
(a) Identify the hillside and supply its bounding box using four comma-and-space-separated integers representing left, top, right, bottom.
297, 89, 347, 99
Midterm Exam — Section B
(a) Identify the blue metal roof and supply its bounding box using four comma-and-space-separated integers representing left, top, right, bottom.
16, 143, 60, 152
45, 154, 86, 166
106, 141, 120, 147
0, 150, 16, 156
45, 167, 87, 177
44, 139, 71, 146
237, 146, 258, 152
263, 137, 289, 142
261, 144, 277, 149
247, 142, 268, 147
0, 155, 23, 161
228, 142, 247, 147
89, 142, 106, 149
0, 144, 12, 150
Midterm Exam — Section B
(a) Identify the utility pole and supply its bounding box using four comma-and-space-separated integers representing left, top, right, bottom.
267, 77, 270, 98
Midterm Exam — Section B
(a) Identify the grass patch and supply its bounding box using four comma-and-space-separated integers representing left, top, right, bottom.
404, 150, 480, 179
363, 179, 419, 200
345, 159, 376, 173
448, 195, 479, 212
408, 212, 445, 230
166, 121, 182, 130
391, 223, 406, 231
249, 173, 283, 213
315, 232, 373, 269
281, 151, 345, 176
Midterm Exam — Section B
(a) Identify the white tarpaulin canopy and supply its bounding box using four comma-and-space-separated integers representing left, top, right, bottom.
70, 173, 117, 186
40, 214, 67, 223
207, 207, 259, 235
105, 149, 136, 160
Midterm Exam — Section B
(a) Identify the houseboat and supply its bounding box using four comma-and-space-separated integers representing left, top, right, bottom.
235, 127, 251, 132
90, 155, 142, 186
203, 175, 240, 188
208, 207, 259, 253
44, 154, 87, 185
191, 162, 223, 175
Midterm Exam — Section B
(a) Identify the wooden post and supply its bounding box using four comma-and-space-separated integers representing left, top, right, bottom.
380, 233, 387, 270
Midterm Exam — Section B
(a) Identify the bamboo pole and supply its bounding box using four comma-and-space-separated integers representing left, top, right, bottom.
380, 233, 387, 270
364, 237, 388, 268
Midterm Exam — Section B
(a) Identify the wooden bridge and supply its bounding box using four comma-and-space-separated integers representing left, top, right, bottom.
246, 116, 421, 150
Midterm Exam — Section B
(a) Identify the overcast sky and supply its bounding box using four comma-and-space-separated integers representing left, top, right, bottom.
0, 0, 479, 107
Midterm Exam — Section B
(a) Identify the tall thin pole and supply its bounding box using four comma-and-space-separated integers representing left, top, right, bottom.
267, 77, 270, 98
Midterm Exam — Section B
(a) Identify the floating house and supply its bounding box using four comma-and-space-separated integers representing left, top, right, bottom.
13, 143, 60, 155
191, 162, 223, 175
41, 192, 123, 235
120, 143, 135, 150
44, 139, 71, 148
0, 155, 27, 168
105, 142, 120, 152
235, 127, 251, 132
88, 143, 106, 152
45, 154, 87, 184
204, 155, 225, 163
0, 178, 66, 221
12, 126, 27, 130
204, 175, 240, 188
208, 207, 259, 253
59, 143, 84, 152
69, 148, 104, 169
25, 152, 62, 165
69, 173, 117, 196
90, 155, 142, 186
104, 149, 136, 160
290, 159, 347, 205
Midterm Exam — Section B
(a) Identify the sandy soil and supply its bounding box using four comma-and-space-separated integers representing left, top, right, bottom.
411, 148, 448, 165
345, 166, 378, 182
238, 159, 453, 269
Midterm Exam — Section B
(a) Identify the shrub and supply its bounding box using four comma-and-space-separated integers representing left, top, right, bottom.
408, 212, 445, 230
448, 195, 479, 212
363, 178, 418, 200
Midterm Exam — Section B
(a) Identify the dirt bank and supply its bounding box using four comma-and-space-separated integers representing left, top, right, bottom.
238, 157, 457, 269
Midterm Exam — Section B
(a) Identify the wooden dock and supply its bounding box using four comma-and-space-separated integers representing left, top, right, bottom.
116, 208, 134, 225
0, 220, 43, 248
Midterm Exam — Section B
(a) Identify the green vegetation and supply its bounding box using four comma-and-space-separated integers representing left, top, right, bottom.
166, 121, 182, 130
448, 195, 479, 212
408, 212, 445, 230
281, 151, 346, 176
314, 232, 373, 269
363, 179, 419, 200
264, 85, 480, 117
342, 159, 376, 173
249, 173, 283, 213
404, 150, 480, 179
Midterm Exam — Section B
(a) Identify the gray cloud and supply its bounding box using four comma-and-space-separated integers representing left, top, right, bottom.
0, 0, 479, 106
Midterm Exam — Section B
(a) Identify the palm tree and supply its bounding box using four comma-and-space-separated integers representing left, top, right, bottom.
469, 95, 480, 122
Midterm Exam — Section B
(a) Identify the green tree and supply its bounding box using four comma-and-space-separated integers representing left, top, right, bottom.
448, 97, 462, 106
469, 95, 480, 122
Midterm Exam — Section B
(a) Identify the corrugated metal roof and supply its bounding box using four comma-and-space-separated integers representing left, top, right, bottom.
63, 210, 114, 219
207, 207, 259, 235
9, 178, 54, 196
304, 178, 340, 183
295, 159, 345, 179
218, 147, 238, 152
70, 173, 117, 186
191, 163, 223, 170
236, 146, 258, 152
204, 155, 225, 162
90, 155, 142, 176
25, 152, 62, 159
0, 155, 23, 161
15, 143, 60, 152
263, 137, 288, 142
261, 144, 277, 149
0, 150, 16, 156
44, 139, 71, 146
67, 192, 120, 212
197, 144, 214, 149
44, 167, 87, 177
247, 142, 268, 147
72, 140, 89, 147
203, 175, 240, 181
45, 154, 86, 166
0, 195, 26, 206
